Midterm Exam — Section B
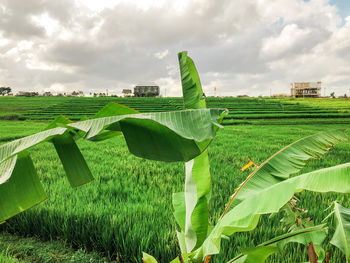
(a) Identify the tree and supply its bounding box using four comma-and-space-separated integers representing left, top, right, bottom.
0, 87, 11, 96
145, 90, 157, 97
330, 92, 335, 98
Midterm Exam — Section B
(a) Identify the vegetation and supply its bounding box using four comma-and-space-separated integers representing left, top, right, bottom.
1, 96, 350, 124
0, 52, 350, 262
0, 87, 11, 96
140, 52, 350, 262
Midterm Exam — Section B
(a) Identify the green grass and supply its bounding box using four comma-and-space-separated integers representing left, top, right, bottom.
0, 121, 48, 142
0, 120, 349, 262
0, 232, 110, 263
0, 251, 18, 263
1, 97, 350, 123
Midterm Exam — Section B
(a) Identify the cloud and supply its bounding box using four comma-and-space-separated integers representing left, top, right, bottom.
154, 49, 169, 60
0, 0, 349, 97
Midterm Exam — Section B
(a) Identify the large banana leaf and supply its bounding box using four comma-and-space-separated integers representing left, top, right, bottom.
172, 51, 214, 253
195, 162, 350, 259
0, 151, 47, 222
0, 106, 226, 223
183, 149, 211, 252
44, 115, 94, 187
228, 224, 327, 263
228, 129, 347, 210
92, 101, 139, 118
329, 202, 350, 260
89, 102, 140, 141
178, 51, 206, 109
69, 108, 226, 162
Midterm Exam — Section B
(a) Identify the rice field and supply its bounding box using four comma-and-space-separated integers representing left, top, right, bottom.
0, 97, 350, 262
1, 96, 350, 124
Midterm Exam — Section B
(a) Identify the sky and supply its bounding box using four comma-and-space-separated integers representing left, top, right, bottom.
0, 0, 350, 97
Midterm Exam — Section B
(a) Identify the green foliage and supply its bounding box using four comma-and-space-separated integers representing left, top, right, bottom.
196, 162, 350, 260
1, 95, 350, 124
229, 129, 348, 209
168, 51, 350, 263
178, 51, 206, 109
329, 202, 350, 261
0, 122, 349, 262
228, 224, 327, 263
0, 87, 11, 96
173, 51, 213, 254
142, 252, 158, 263
0, 231, 109, 262
0, 103, 226, 223
1, 51, 350, 263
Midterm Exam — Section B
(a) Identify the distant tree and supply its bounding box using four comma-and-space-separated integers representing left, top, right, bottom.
330, 92, 335, 98
0, 87, 11, 96
145, 90, 157, 97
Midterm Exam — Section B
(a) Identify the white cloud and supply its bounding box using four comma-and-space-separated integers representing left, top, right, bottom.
154, 49, 169, 60
0, 0, 349, 97
31, 13, 60, 36
261, 24, 311, 58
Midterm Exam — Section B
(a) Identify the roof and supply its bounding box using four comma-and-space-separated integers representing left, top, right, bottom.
135, 82, 158, 87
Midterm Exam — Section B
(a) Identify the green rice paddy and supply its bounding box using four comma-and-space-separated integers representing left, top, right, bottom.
0, 97, 349, 262
1, 96, 350, 123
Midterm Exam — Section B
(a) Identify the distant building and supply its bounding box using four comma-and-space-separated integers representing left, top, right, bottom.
237, 95, 250, 98
291, 82, 321, 98
122, 89, 132, 97
43, 91, 53, 96
134, 82, 160, 97
16, 91, 39, 97
69, 91, 84, 97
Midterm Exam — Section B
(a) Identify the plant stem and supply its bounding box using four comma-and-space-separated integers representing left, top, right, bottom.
204, 255, 211, 263
322, 252, 329, 263
307, 242, 317, 263
220, 138, 301, 219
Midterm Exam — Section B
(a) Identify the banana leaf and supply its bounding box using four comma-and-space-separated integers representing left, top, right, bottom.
173, 51, 214, 252
228, 129, 347, 210
228, 224, 327, 263
329, 202, 350, 260
195, 162, 350, 259
68, 108, 226, 162
0, 107, 226, 223
178, 51, 206, 109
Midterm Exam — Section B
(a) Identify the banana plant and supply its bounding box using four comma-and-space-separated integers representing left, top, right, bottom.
143, 51, 349, 262
228, 224, 327, 263
0, 84, 227, 224
327, 202, 350, 262
1, 51, 349, 262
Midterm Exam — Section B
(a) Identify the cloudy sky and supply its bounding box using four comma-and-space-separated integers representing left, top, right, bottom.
0, 0, 350, 97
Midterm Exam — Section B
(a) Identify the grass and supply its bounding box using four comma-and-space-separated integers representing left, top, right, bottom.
1, 96, 350, 123
0, 120, 349, 262
0, 251, 18, 263
0, 232, 110, 263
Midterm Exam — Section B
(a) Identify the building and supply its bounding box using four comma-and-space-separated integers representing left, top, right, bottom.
16, 91, 39, 97
291, 82, 321, 98
134, 82, 160, 97
122, 89, 132, 97
43, 91, 53, 96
